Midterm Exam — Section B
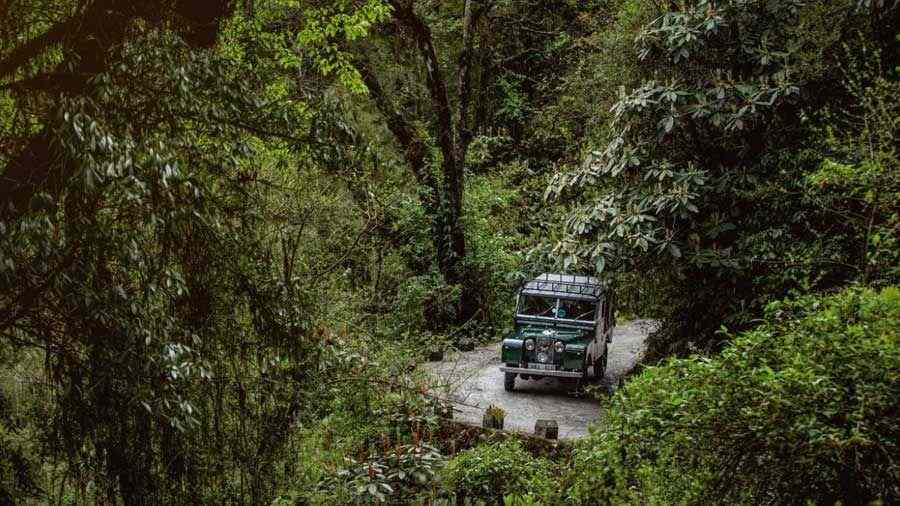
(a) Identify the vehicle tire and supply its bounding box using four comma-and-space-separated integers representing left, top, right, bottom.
504, 372, 516, 392
594, 352, 607, 383
571, 362, 589, 397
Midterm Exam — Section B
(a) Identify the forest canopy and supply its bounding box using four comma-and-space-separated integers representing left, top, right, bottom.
1, 0, 897, 504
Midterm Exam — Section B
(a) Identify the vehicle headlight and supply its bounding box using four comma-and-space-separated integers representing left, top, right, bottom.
554, 341, 565, 353
525, 339, 535, 351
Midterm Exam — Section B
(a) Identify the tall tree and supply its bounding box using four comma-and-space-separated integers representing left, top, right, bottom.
349, 0, 489, 322
0, 2, 341, 502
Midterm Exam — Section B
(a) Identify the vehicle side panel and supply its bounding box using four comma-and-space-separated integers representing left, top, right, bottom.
562, 343, 586, 370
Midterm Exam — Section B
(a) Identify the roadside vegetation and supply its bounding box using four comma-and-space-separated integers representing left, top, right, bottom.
1, 0, 897, 504
570, 287, 899, 505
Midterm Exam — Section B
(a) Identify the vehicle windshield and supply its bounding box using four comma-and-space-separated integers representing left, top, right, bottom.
518, 295, 556, 318
518, 296, 596, 321
559, 298, 595, 321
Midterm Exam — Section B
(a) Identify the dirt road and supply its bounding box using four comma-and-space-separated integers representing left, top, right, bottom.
426, 320, 655, 439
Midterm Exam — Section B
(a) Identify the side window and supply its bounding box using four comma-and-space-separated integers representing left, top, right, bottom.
519, 296, 556, 317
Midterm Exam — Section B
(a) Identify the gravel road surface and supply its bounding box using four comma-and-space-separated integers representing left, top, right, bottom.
426, 320, 655, 439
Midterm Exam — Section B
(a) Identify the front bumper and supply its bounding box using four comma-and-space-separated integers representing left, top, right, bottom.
500, 366, 583, 378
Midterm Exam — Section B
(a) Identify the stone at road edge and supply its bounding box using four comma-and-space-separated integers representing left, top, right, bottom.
535, 419, 558, 439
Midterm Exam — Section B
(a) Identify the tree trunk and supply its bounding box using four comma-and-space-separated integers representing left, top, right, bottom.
390, 0, 466, 283
389, 0, 488, 322
353, 56, 452, 276
450, 0, 482, 322
354, 1, 490, 324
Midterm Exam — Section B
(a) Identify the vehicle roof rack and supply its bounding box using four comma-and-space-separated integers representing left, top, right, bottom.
521, 273, 605, 300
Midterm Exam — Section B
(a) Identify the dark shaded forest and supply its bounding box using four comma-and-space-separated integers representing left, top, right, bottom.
1, 0, 898, 504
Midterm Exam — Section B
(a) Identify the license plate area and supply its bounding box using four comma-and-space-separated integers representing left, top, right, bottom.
527, 363, 558, 371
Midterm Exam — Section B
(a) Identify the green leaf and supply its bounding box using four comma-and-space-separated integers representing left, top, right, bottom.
595, 255, 606, 273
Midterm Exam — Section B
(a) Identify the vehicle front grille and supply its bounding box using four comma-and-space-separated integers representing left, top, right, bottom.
533, 336, 558, 364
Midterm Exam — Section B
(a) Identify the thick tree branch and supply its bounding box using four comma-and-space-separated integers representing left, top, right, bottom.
454, 0, 477, 165
389, 0, 455, 178
0, 15, 78, 82
453, 0, 490, 184
352, 56, 434, 193
0, 0, 234, 222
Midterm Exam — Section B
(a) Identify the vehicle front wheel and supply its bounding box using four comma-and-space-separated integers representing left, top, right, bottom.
594, 352, 607, 383
504, 372, 516, 392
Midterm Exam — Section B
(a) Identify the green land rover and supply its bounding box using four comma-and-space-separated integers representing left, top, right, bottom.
500, 273, 614, 392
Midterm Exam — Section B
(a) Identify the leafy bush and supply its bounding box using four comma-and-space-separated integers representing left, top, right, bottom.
443, 440, 556, 504
385, 172, 523, 339
569, 286, 900, 505
317, 442, 444, 504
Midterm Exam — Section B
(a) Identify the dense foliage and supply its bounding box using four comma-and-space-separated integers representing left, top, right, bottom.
548, 0, 900, 356
0, 10, 332, 504
0, 0, 897, 504
569, 286, 900, 505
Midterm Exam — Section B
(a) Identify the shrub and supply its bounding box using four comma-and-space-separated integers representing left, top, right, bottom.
443, 439, 556, 504
569, 286, 900, 505
317, 442, 445, 504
